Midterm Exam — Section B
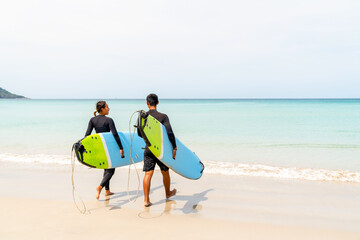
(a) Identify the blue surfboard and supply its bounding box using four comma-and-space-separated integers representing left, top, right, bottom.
139, 113, 204, 179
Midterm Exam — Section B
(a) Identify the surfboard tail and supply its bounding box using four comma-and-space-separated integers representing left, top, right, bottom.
200, 161, 205, 174
135, 110, 152, 147
72, 140, 95, 168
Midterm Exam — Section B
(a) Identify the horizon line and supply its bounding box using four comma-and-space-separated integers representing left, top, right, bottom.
3, 98, 360, 100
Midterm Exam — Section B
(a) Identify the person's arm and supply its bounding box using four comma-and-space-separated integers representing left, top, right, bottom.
163, 115, 177, 159
85, 119, 93, 137
108, 118, 125, 158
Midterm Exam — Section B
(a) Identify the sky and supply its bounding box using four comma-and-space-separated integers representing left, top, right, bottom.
0, 0, 359, 99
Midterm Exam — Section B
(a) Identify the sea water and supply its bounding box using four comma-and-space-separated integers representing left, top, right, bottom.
0, 99, 359, 182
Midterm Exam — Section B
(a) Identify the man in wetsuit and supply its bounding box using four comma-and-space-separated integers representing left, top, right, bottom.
139, 94, 177, 207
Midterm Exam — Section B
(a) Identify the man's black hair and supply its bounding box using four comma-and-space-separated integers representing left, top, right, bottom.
146, 93, 159, 106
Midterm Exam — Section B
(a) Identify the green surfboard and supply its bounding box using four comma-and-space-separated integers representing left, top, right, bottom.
141, 115, 163, 159
79, 134, 109, 168
138, 111, 204, 179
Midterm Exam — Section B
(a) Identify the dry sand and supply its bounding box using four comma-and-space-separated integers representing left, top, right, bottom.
0, 162, 359, 239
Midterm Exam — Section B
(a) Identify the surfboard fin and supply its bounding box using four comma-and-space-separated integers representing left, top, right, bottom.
72, 140, 94, 168
135, 110, 152, 147
72, 142, 83, 160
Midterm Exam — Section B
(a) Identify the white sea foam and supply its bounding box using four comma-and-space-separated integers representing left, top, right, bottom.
0, 153, 359, 183
0, 153, 71, 165
0, 153, 143, 168
204, 161, 360, 183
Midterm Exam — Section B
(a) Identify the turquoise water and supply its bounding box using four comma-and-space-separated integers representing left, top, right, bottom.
0, 99, 359, 180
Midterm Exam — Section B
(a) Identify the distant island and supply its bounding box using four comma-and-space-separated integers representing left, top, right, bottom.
0, 87, 26, 99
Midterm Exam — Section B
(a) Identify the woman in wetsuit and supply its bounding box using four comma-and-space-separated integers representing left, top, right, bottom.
85, 101, 125, 199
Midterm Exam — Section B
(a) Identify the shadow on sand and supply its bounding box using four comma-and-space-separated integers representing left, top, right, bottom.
89, 185, 214, 217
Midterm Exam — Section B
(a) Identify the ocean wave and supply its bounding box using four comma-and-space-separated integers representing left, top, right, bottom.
0, 153, 143, 168
0, 153, 71, 165
261, 143, 360, 149
204, 161, 360, 183
0, 153, 359, 183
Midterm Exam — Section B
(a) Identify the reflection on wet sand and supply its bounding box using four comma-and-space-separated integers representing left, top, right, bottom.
164, 199, 177, 214
137, 188, 213, 218
137, 199, 177, 219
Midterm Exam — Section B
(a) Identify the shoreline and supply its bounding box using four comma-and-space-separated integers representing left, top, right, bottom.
0, 162, 360, 239
1, 156, 360, 183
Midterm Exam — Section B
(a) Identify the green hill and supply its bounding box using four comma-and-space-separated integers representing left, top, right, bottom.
0, 88, 25, 99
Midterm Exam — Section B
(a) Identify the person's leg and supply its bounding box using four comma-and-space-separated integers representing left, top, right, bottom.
101, 168, 115, 190
104, 169, 115, 196
158, 160, 176, 198
96, 169, 115, 199
143, 170, 154, 207
143, 150, 156, 207
161, 170, 177, 198
96, 170, 106, 199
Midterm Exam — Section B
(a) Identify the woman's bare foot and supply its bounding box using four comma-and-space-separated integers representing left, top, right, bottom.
166, 189, 177, 199
96, 186, 103, 200
144, 202, 152, 207
104, 190, 114, 196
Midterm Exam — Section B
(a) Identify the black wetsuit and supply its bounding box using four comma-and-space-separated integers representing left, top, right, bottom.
85, 115, 123, 190
138, 109, 177, 172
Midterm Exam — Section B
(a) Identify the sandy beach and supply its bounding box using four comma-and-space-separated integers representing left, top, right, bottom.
0, 161, 359, 240
1, 0, 360, 237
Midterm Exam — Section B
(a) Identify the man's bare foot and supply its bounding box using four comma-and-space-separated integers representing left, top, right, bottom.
144, 202, 152, 207
96, 186, 103, 200
104, 191, 114, 196
166, 189, 177, 199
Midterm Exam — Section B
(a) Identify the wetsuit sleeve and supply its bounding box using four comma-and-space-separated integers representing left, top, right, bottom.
137, 116, 143, 138
85, 119, 93, 137
163, 115, 177, 149
108, 118, 124, 150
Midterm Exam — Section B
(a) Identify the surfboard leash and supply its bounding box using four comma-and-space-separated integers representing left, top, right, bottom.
126, 110, 144, 203
71, 145, 89, 214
